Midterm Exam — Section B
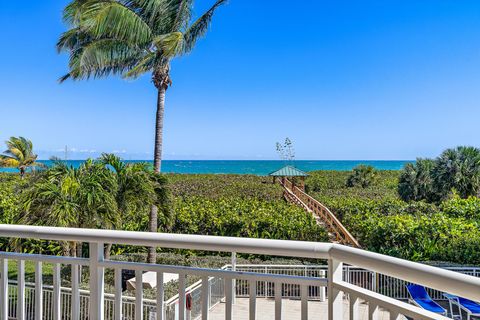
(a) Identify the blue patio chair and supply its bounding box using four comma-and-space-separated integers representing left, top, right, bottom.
406, 284, 447, 316
444, 293, 480, 320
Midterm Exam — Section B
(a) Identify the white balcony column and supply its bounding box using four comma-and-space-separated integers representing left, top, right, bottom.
328, 258, 343, 320
89, 242, 105, 320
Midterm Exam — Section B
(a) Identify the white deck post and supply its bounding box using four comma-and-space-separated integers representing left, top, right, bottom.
89, 242, 105, 320
328, 258, 343, 320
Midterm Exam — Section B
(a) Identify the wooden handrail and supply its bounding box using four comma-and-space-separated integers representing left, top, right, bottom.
279, 178, 360, 248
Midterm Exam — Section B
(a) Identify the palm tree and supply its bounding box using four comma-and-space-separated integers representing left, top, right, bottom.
346, 165, 377, 188
432, 146, 480, 199
19, 159, 119, 257
57, 0, 226, 262
99, 153, 172, 258
0, 137, 41, 178
398, 158, 435, 201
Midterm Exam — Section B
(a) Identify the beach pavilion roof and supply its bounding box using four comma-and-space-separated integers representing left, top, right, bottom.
269, 165, 308, 177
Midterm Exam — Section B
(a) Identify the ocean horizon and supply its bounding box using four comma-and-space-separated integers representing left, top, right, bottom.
0, 160, 413, 175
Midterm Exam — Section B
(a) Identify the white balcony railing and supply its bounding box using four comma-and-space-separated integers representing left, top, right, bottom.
0, 224, 479, 320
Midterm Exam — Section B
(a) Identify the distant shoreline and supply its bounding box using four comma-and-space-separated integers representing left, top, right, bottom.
1, 160, 413, 175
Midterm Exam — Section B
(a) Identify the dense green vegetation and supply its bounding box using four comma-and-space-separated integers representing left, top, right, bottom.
399, 146, 480, 202
306, 169, 480, 264
169, 174, 328, 242
0, 169, 329, 258
2, 151, 480, 267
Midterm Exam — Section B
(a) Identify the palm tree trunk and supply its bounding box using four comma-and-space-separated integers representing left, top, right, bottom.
153, 86, 166, 172
148, 86, 166, 263
105, 243, 113, 259
76, 242, 82, 258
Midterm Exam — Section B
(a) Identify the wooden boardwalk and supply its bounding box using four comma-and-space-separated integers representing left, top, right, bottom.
280, 179, 360, 247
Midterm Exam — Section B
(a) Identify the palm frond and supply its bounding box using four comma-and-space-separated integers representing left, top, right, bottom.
172, 0, 193, 31
64, 38, 147, 80
153, 31, 184, 57
57, 28, 88, 53
122, 51, 156, 79
81, 1, 153, 45
183, 0, 226, 53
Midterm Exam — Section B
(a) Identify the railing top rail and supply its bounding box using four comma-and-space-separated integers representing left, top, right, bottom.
0, 224, 332, 259
1, 224, 480, 302
331, 245, 480, 302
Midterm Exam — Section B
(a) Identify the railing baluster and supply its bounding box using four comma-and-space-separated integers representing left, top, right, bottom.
320, 270, 326, 302
328, 259, 343, 320
179, 273, 186, 320
368, 303, 379, 320
389, 310, 401, 320
53, 263, 61, 320
225, 277, 233, 320
1, 259, 7, 320
349, 294, 360, 320
201, 276, 209, 320
17, 260, 25, 320
274, 281, 281, 320
249, 280, 256, 320
114, 268, 122, 320
135, 269, 143, 320
157, 272, 165, 320
89, 242, 105, 320
71, 264, 80, 320
300, 284, 308, 320
35, 261, 43, 320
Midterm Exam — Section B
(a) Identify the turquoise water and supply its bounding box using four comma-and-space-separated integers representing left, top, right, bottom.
0, 160, 413, 175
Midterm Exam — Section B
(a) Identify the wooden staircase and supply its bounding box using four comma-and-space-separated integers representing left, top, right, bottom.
280, 178, 360, 248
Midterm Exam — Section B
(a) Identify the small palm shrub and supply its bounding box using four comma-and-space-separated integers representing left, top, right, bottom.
346, 165, 377, 188
398, 146, 480, 202
432, 146, 480, 200
398, 158, 436, 202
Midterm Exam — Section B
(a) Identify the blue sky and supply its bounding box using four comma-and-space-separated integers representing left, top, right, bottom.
0, 1, 479, 160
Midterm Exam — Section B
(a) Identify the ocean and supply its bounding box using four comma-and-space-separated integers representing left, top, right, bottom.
0, 160, 413, 175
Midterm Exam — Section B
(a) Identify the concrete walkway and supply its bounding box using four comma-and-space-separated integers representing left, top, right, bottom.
208, 298, 396, 320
